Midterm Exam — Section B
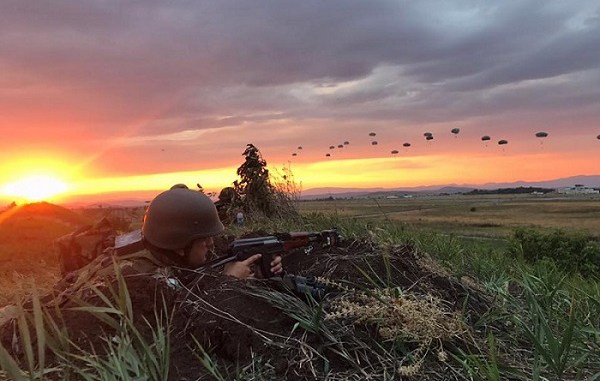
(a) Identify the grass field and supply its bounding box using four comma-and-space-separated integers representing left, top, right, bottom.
1, 196, 599, 379
296, 193, 600, 239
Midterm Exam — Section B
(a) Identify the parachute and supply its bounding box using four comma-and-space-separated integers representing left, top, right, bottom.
371, 141, 378, 145
343, 141, 350, 145
297, 146, 303, 150
329, 145, 335, 149
481, 135, 491, 147
451, 128, 460, 135
292, 153, 297, 156
337, 144, 344, 148
426, 135, 434, 141
597, 134, 600, 140
498, 139, 508, 153
403, 142, 411, 147
424, 132, 432, 137
369, 132, 376, 137
535, 131, 548, 148
391, 150, 399, 155
325, 153, 331, 157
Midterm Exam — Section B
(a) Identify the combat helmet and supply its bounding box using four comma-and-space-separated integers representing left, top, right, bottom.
142, 187, 224, 250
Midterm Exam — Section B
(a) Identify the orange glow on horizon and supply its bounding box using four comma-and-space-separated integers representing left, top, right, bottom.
66, 166, 241, 198
0, 155, 79, 204
0, 149, 598, 205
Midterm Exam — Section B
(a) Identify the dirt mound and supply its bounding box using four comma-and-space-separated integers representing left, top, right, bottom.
2, 235, 499, 380
165, 237, 497, 379
0, 202, 87, 227
284, 238, 493, 322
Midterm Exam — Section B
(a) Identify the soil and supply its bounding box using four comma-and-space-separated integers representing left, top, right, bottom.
1, 233, 501, 380
284, 238, 494, 323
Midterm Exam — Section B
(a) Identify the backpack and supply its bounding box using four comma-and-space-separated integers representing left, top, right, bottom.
54, 218, 143, 276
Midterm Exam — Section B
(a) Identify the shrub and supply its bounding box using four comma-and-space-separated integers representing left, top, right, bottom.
232, 144, 300, 221
509, 228, 600, 277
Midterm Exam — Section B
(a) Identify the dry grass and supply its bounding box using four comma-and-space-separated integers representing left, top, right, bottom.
324, 285, 466, 377
297, 194, 600, 238
0, 210, 81, 305
0, 204, 146, 306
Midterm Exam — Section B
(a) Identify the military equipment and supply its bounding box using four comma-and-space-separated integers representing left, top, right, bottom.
279, 274, 329, 300
115, 228, 144, 254
55, 217, 117, 275
204, 229, 341, 278
56, 223, 146, 276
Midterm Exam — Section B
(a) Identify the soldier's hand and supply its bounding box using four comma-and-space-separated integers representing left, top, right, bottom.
223, 254, 262, 279
270, 255, 284, 276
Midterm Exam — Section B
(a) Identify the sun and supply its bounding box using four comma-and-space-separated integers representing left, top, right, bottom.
0, 174, 70, 202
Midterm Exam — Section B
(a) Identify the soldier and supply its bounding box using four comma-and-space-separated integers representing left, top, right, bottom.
53, 186, 283, 305
142, 186, 282, 278
0, 187, 284, 358
213, 186, 239, 224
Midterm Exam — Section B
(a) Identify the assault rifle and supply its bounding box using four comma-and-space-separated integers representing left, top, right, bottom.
203, 229, 341, 278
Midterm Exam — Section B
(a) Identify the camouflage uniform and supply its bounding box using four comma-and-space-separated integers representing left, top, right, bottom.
0, 246, 180, 330
0, 244, 186, 362
52, 247, 180, 307
54, 217, 117, 276
214, 187, 239, 224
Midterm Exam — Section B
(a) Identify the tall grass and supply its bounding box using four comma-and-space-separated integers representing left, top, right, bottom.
283, 213, 600, 379
0, 261, 172, 381
2, 211, 599, 380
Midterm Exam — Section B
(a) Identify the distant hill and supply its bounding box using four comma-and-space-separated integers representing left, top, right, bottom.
24, 174, 599, 205
436, 186, 477, 194
473, 175, 600, 189
300, 175, 600, 199
0, 202, 88, 226
464, 187, 555, 195
66, 199, 149, 209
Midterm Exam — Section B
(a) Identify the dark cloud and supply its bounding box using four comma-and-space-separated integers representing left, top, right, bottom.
1, 0, 599, 170
448, 23, 600, 91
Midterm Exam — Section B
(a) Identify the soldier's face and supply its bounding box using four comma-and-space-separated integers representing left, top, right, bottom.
187, 237, 214, 268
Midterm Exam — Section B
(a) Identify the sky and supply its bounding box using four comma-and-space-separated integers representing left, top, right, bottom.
1, 0, 599, 204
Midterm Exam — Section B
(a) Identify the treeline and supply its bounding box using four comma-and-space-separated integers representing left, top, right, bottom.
464, 186, 554, 195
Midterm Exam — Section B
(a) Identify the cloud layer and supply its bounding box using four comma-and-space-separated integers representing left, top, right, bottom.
1, 0, 599, 180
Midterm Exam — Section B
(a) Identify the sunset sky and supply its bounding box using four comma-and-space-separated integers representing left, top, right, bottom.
1, 1, 599, 204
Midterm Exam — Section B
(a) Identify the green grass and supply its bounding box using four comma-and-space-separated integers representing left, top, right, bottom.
251, 212, 600, 379
0, 260, 172, 381
1, 205, 599, 380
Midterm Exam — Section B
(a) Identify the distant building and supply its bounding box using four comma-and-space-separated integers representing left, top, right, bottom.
557, 184, 599, 194
385, 195, 399, 199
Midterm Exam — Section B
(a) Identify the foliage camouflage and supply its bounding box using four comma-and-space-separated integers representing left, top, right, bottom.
232, 144, 299, 221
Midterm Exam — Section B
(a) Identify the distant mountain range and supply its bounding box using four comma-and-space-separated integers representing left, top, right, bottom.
24, 174, 598, 208
300, 175, 600, 199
